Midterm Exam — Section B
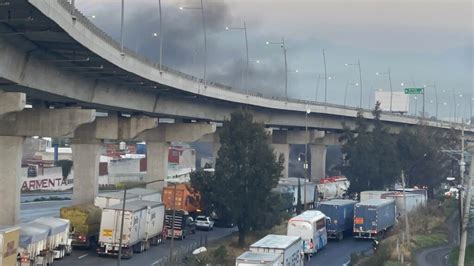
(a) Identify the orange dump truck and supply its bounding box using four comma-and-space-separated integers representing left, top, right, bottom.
162, 183, 202, 214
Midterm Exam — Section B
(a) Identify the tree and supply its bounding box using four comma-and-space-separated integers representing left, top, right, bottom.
397, 124, 457, 195
191, 111, 284, 246
341, 102, 401, 192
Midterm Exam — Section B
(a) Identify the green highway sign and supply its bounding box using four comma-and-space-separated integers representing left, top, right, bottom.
404, 87, 424, 94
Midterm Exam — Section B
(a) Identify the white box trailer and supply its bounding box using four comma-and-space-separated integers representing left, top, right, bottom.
97, 200, 165, 258
249, 234, 303, 266
384, 192, 426, 216
18, 222, 51, 266
94, 191, 140, 209
360, 190, 393, 202
279, 178, 317, 208
34, 217, 72, 259
0, 226, 20, 266
235, 251, 282, 266
127, 188, 162, 202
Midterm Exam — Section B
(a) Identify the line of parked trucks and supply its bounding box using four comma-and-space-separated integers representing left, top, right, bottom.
235, 187, 427, 265
0, 182, 208, 266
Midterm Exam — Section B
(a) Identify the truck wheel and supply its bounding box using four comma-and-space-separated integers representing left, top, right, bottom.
337, 232, 344, 241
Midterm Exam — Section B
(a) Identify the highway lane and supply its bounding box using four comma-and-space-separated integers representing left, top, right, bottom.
309, 236, 372, 266
54, 227, 236, 266
20, 200, 71, 222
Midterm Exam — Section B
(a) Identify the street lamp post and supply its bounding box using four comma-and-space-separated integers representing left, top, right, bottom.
225, 22, 249, 93
158, 0, 163, 73
180, 0, 207, 87
120, 0, 125, 55
376, 68, 393, 112
345, 60, 363, 108
304, 107, 311, 210
322, 49, 328, 104
266, 38, 288, 100
344, 81, 359, 107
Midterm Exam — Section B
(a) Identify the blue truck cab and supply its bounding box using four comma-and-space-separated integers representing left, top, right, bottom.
353, 198, 396, 239
315, 199, 357, 240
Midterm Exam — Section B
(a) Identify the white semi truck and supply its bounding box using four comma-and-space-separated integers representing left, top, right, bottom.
97, 200, 165, 258
0, 226, 20, 266
34, 217, 72, 259
18, 221, 52, 266
249, 234, 304, 266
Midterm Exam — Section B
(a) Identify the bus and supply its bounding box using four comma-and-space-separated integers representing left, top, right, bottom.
287, 210, 328, 256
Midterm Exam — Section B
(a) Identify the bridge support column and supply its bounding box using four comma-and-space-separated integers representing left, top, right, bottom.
138, 123, 216, 191
272, 143, 290, 179
71, 143, 101, 205
310, 144, 327, 181
0, 136, 24, 225
145, 142, 170, 191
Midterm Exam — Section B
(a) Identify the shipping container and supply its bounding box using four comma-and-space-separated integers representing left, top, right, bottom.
18, 222, 52, 266
0, 226, 20, 266
97, 200, 164, 258
127, 188, 161, 202
315, 199, 357, 240
360, 190, 393, 202
249, 234, 303, 266
287, 210, 328, 255
278, 178, 317, 208
353, 198, 396, 239
235, 251, 282, 266
34, 217, 72, 259
60, 204, 102, 248
94, 191, 140, 209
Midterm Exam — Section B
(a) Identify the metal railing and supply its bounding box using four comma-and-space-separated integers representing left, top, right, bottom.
54, 0, 467, 129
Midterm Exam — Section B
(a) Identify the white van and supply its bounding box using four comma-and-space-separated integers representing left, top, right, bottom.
287, 210, 328, 255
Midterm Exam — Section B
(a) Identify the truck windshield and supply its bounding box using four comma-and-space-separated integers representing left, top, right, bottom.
287, 220, 313, 240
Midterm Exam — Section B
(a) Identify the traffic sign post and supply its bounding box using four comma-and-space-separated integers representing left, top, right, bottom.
404, 87, 425, 118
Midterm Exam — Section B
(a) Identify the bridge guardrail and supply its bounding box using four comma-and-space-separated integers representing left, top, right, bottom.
55, 0, 467, 129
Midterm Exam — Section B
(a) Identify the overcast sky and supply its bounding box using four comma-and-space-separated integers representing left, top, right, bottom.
76, 0, 473, 120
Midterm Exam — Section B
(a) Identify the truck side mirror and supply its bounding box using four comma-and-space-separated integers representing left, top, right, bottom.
326, 217, 331, 225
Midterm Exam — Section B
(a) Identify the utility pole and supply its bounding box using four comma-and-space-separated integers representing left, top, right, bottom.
169, 181, 177, 264
459, 123, 466, 243
323, 49, 328, 104
401, 171, 410, 244
458, 149, 473, 266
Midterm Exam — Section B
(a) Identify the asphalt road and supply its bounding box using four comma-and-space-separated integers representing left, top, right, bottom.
20, 200, 71, 222
54, 227, 236, 266
308, 236, 372, 266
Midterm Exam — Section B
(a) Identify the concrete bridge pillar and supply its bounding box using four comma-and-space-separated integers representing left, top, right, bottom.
0, 136, 24, 225
71, 114, 158, 204
71, 142, 101, 205
310, 144, 327, 181
271, 143, 290, 179
138, 123, 216, 191
0, 100, 95, 225
146, 142, 170, 191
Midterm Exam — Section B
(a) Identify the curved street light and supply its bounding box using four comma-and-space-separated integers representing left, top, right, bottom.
266, 38, 288, 100
345, 60, 363, 108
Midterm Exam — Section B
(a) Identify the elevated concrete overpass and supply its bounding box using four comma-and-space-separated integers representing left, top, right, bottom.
0, 0, 471, 226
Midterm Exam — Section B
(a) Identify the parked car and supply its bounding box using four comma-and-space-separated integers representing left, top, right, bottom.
195, 216, 214, 231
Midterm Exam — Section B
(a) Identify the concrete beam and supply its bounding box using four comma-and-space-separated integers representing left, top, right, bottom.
272, 130, 325, 145
73, 115, 158, 142
0, 108, 95, 137
310, 144, 327, 181
138, 123, 216, 142
0, 92, 26, 116
0, 136, 24, 226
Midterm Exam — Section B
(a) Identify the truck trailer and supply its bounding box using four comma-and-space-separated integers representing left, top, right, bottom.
315, 199, 357, 240
249, 234, 303, 266
127, 188, 162, 202
0, 226, 20, 266
94, 191, 140, 209
60, 204, 102, 248
33, 217, 72, 259
235, 251, 282, 266
18, 222, 52, 266
97, 200, 165, 258
353, 198, 396, 239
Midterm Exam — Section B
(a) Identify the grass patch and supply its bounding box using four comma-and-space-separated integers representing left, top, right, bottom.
411, 233, 448, 250
449, 244, 474, 266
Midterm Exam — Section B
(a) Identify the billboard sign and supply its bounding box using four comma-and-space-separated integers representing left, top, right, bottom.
374, 91, 409, 113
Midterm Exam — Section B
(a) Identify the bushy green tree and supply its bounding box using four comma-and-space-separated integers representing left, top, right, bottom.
191, 111, 284, 246
341, 102, 401, 192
